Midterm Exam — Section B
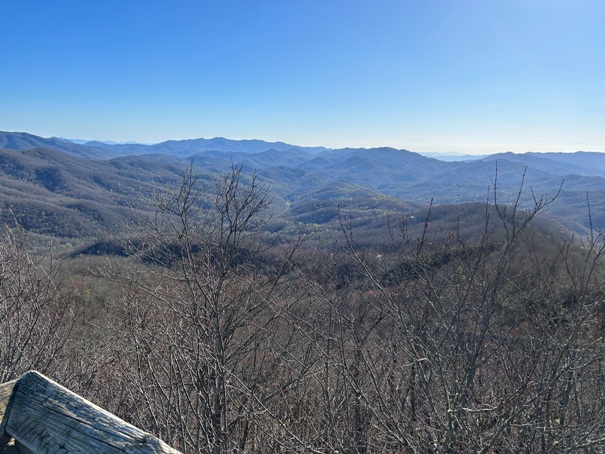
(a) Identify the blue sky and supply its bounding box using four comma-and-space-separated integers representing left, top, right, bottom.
2, 0, 604, 154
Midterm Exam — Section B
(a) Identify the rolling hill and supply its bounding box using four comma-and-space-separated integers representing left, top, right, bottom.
1, 131, 605, 248
0, 131, 108, 159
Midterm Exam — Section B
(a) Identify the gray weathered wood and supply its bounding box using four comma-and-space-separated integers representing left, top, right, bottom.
1, 371, 180, 454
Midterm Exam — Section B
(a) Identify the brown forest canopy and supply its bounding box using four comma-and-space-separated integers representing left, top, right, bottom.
2, 161, 605, 452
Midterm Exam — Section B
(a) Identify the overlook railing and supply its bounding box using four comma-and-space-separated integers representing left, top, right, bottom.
0, 371, 180, 453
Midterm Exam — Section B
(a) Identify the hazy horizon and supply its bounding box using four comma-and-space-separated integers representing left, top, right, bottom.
4, 129, 602, 157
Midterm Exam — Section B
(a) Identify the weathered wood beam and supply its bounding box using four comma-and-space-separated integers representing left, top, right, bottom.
0, 371, 180, 454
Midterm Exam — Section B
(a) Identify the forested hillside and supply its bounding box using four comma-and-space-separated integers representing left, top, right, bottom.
2, 131, 605, 247
2, 131, 605, 452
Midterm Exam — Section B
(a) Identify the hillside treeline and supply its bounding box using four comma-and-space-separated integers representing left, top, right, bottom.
2, 166, 605, 453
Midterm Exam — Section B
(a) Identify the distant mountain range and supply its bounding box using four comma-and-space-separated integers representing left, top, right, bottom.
1, 130, 605, 245
0, 131, 329, 159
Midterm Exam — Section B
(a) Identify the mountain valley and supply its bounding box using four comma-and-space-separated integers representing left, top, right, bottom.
1, 131, 604, 250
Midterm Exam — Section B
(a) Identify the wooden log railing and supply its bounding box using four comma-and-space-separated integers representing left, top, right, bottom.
0, 371, 181, 453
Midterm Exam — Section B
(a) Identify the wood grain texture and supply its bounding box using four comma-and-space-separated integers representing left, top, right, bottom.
2, 371, 180, 454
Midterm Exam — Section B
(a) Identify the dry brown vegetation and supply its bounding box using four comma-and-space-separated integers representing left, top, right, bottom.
2, 165, 605, 453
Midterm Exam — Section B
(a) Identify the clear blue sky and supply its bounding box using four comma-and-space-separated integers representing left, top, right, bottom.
2, 0, 604, 154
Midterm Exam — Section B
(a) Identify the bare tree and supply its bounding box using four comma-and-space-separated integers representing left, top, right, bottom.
100, 163, 304, 453
318, 171, 605, 452
0, 228, 74, 383
85, 166, 605, 453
